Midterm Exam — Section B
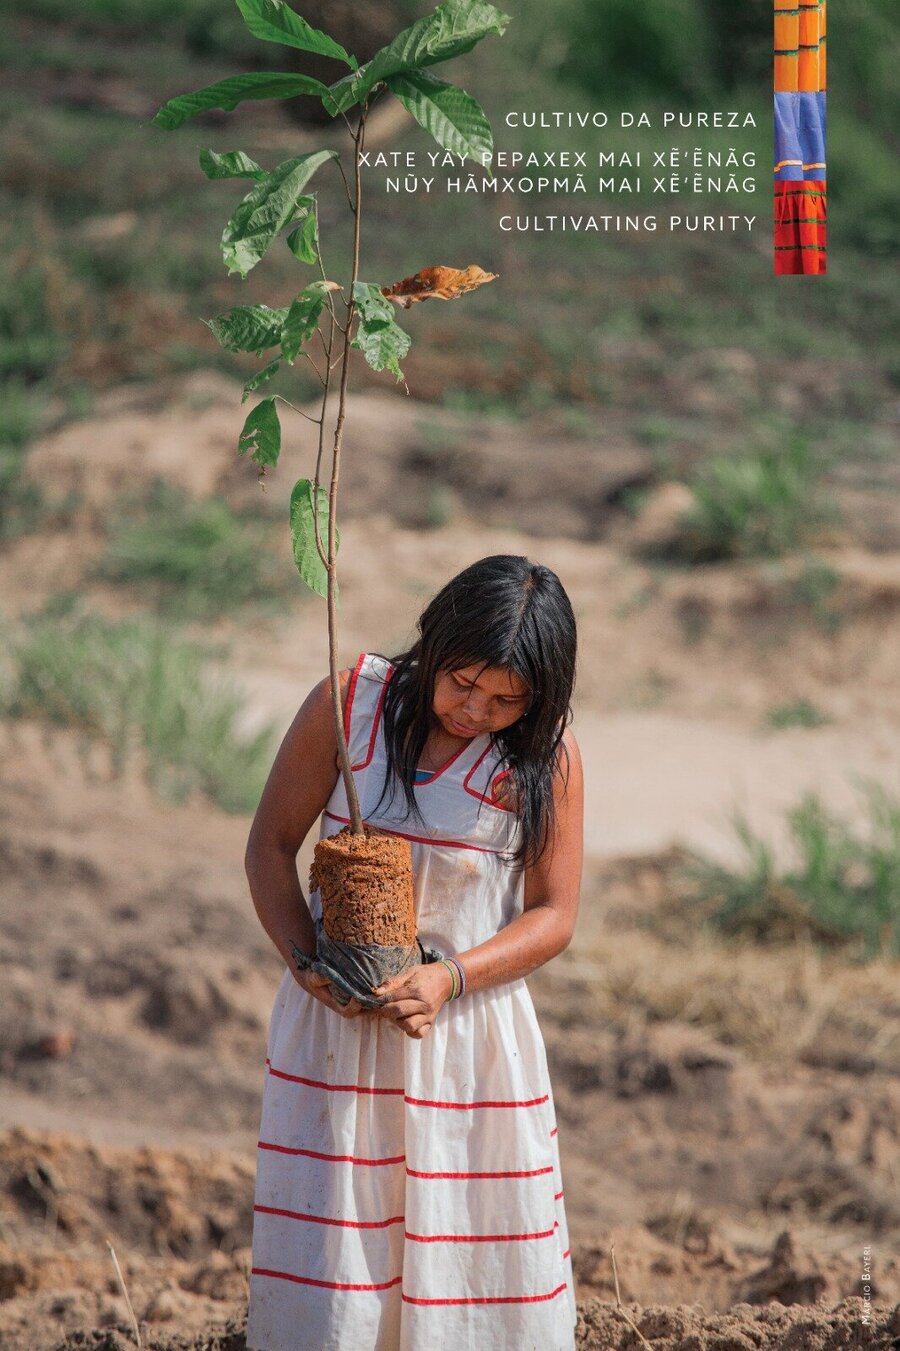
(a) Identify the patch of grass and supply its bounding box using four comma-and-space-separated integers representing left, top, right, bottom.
766, 699, 829, 730
96, 482, 294, 620
0, 378, 45, 540
693, 788, 900, 960
1, 602, 275, 813
780, 557, 843, 633
670, 437, 834, 563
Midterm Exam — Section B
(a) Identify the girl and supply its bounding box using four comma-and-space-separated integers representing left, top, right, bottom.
245, 554, 583, 1351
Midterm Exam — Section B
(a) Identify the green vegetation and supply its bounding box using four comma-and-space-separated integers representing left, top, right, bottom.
694, 788, 900, 960
1, 602, 274, 812
0, 379, 44, 539
97, 482, 295, 619
766, 699, 829, 730
670, 438, 833, 562
0, 0, 896, 502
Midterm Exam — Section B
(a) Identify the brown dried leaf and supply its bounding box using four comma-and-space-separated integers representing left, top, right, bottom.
381, 264, 498, 309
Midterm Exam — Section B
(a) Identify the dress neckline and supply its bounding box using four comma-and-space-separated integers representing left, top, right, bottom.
413, 732, 490, 785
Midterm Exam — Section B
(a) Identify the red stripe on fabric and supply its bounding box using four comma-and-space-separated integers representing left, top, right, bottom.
554, 1190, 565, 1201
562, 1248, 572, 1259
488, 768, 515, 812
405, 1093, 549, 1110
342, 652, 365, 745
322, 810, 510, 856
258, 1140, 405, 1167
255, 1204, 404, 1231
405, 1221, 558, 1243
350, 661, 393, 771
412, 739, 469, 783
267, 1062, 403, 1096
462, 742, 501, 807
407, 1165, 554, 1180
402, 1282, 569, 1307
550, 1126, 559, 1137
253, 1267, 401, 1293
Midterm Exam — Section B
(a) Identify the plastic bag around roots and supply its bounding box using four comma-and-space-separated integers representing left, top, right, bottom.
292, 920, 442, 1008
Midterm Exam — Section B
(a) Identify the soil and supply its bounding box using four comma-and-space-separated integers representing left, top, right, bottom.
1, 375, 898, 1348
311, 826, 416, 946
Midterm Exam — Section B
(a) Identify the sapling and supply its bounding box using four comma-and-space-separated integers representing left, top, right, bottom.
153, 0, 509, 993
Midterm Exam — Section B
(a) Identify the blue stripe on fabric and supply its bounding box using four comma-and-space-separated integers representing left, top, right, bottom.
774, 91, 826, 180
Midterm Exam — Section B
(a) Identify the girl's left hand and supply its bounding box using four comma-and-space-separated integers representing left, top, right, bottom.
374, 962, 455, 1039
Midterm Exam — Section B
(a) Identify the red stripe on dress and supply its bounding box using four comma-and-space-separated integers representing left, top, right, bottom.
342, 652, 365, 745
405, 1221, 558, 1243
255, 1204, 404, 1230
253, 1267, 401, 1293
562, 1248, 571, 1259
462, 742, 502, 807
554, 1190, 565, 1201
550, 1126, 559, 1137
350, 660, 393, 771
267, 1062, 403, 1096
407, 1165, 553, 1180
258, 1140, 405, 1168
322, 810, 510, 857
412, 739, 469, 783
405, 1093, 549, 1110
402, 1282, 569, 1307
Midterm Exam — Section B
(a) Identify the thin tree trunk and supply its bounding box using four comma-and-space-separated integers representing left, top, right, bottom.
327, 106, 367, 834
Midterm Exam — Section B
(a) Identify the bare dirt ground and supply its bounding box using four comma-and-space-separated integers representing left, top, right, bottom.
1, 376, 898, 1348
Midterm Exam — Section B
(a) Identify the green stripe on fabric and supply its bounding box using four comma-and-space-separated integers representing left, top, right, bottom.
775, 49, 799, 55
774, 244, 827, 252
773, 218, 825, 225
799, 43, 821, 50
777, 189, 825, 197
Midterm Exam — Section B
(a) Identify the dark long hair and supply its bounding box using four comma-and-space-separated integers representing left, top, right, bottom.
376, 555, 577, 867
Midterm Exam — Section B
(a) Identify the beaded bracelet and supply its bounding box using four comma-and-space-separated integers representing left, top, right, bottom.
437, 957, 459, 1000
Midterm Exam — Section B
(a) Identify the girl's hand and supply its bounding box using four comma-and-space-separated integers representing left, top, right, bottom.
294, 967, 370, 1019
374, 962, 455, 1039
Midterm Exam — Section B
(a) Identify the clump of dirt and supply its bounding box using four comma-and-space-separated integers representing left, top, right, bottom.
311, 826, 416, 946
576, 1296, 898, 1350
0, 1129, 254, 1259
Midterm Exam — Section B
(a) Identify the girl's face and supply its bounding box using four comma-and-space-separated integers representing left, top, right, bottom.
432, 664, 531, 739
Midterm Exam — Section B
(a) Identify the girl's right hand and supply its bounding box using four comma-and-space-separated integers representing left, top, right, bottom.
294, 967, 369, 1018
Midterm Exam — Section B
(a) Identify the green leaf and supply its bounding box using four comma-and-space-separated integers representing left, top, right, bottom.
286, 209, 319, 265
234, 0, 357, 69
352, 280, 395, 330
350, 287, 411, 383
352, 322, 411, 382
238, 398, 281, 467
324, 0, 511, 116
242, 357, 282, 402
281, 280, 340, 363
204, 304, 289, 354
153, 72, 333, 131
221, 152, 337, 277
200, 148, 267, 181
386, 70, 492, 167
290, 478, 336, 598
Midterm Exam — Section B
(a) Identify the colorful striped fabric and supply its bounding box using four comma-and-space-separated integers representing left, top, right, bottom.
774, 91, 826, 179
775, 0, 825, 91
774, 181, 827, 275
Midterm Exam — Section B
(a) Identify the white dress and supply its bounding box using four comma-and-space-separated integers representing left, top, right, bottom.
247, 653, 576, 1351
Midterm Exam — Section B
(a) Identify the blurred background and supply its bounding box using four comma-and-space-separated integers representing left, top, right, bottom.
0, 0, 898, 1346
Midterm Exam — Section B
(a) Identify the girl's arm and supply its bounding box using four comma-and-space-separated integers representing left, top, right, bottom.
245, 669, 367, 1018
376, 729, 584, 1037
